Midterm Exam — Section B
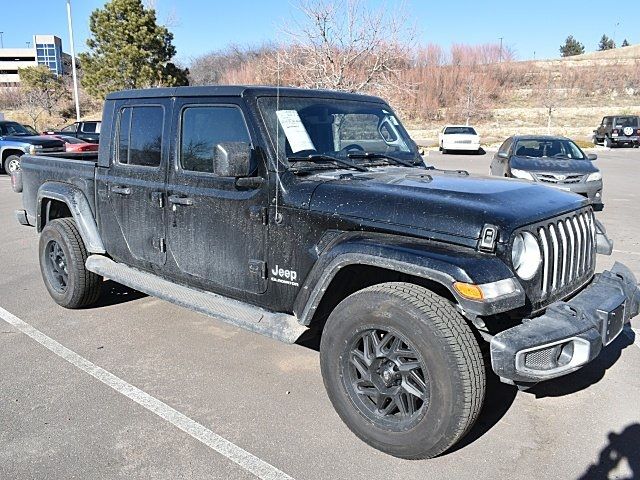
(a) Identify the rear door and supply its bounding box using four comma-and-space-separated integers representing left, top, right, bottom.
165, 99, 268, 295
97, 99, 171, 270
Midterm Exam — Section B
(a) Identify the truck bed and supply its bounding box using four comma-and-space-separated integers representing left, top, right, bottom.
20, 153, 98, 225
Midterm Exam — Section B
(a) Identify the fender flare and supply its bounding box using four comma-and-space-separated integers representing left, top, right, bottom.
1, 145, 27, 161
294, 232, 524, 324
37, 181, 106, 254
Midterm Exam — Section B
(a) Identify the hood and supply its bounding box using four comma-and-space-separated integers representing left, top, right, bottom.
3, 135, 64, 148
510, 156, 597, 174
307, 167, 586, 242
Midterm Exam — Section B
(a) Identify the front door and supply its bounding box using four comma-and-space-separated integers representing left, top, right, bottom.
97, 99, 171, 269
166, 100, 268, 295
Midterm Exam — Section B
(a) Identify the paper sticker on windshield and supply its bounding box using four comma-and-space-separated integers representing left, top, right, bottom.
276, 110, 315, 153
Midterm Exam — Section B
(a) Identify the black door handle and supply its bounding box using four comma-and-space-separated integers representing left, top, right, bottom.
111, 185, 131, 195
168, 195, 194, 206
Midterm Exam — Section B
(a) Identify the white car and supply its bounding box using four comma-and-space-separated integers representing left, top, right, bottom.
438, 125, 481, 154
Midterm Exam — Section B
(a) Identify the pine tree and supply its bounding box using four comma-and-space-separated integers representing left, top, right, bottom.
598, 34, 616, 51
621, 38, 630, 47
79, 0, 188, 99
559, 35, 585, 57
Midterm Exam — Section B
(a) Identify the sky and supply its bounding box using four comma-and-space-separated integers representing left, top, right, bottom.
0, 0, 633, 65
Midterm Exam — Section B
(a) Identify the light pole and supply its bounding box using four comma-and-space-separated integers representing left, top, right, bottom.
66, 0, 81, 121
498, 37, 503, 63
0, 32, 4, 48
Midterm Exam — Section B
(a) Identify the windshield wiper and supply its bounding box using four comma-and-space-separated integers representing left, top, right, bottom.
288, 153, 368, 172
347, 152, 418, 167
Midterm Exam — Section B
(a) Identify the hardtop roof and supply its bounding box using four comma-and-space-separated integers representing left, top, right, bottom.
106, 85, 387, 104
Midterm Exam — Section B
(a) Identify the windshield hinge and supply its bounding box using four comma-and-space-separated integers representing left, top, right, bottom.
479, 225, 498, 252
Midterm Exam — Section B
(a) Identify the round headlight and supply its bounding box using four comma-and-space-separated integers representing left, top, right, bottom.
512, 232, 542, 280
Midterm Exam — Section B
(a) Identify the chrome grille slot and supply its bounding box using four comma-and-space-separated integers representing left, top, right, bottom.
539, 227, 550, 297
533, 209, 596, 301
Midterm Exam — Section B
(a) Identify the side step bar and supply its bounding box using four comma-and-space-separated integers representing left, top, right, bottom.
86, 255, 308, 344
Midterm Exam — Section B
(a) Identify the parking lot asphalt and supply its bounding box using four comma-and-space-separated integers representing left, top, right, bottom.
1, 148, 639, 480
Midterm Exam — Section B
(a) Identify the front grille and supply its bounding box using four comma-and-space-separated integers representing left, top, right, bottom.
536, 210, 596, 301
535, 172, 584, 184
39, 146, 65, 153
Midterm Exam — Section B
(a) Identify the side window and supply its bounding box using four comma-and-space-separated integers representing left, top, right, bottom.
117, 106, 163, 167
117, 108, 132, 164
81, 122, 96, 133
180, 106, 250, 173
61, 124, 77, 133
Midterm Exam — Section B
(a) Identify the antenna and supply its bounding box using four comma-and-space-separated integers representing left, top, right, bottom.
273, 50, 283, 225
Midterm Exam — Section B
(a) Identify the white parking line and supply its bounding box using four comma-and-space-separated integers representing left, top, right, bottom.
0, 306, 294, 480
613, 249, 640, 256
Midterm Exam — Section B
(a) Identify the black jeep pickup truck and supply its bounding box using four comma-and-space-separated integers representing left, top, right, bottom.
15, 86, 640, 459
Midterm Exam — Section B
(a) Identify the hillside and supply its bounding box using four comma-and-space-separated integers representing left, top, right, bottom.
407, 45, 640, 145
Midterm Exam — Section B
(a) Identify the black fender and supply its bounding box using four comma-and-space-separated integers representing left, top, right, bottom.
294, 231, 524, 324
37, 181, 106, 254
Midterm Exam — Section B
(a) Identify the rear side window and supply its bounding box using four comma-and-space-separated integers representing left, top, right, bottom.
117, 106, 164, 167
180, 106, 250, 173
81, 122, 101, 133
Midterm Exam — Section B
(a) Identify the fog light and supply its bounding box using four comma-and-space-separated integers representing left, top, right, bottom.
516, 337, 591, 375
595, 191, 601, 198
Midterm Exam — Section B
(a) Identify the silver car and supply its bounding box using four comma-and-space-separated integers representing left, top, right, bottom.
491, 135, 603, 210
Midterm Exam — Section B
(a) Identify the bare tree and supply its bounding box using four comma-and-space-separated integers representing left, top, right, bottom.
538, 70, 560, 133
189, 44, 276, 86
278, 0, 416, 93
20, 90, 46, 130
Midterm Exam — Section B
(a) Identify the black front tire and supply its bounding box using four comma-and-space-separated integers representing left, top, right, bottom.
3, 154, 22, 175
320, 282, 485, 459
39, 218, 102, 309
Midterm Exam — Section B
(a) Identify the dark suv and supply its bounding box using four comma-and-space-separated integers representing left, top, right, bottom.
593, 115, 640, 147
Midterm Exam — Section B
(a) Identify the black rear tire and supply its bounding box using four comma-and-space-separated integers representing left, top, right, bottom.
320, 282, 485, 459
39, 218, 102, 309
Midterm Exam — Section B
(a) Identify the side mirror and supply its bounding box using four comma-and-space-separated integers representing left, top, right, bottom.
587, 153, 598, 161
213, 141, 252, 177
497, 151, 508, 159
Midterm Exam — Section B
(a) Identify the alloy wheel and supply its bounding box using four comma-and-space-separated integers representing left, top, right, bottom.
342, 327, 430, 431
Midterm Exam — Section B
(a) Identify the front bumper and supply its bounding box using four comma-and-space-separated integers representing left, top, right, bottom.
490, 262, 640, 383
545, 180, 603, 210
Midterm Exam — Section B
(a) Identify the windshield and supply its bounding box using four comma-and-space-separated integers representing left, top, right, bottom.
615, 116, 639, 128
513, 139, 585, 160
257, 96, 419, 168
444, 126, 477, 135
0, 122, 32, 136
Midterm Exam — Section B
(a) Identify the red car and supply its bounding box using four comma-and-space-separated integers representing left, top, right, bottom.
43, 135, 99, 153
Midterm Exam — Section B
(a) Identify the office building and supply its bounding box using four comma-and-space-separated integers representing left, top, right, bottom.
0, 35, 68, 86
